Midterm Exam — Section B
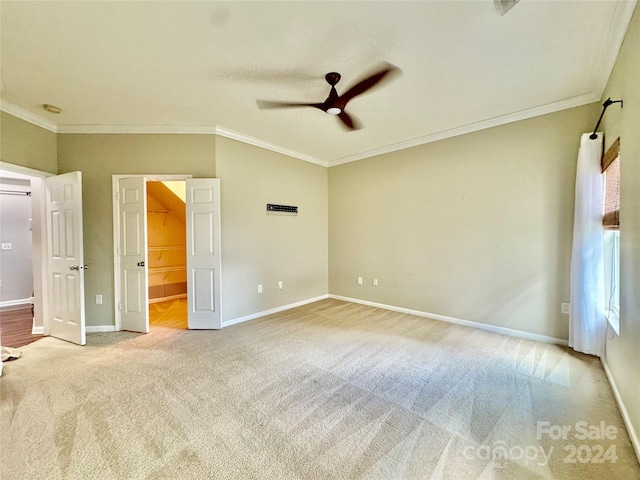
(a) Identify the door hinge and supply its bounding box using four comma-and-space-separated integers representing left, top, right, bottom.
117, 302, 122, 311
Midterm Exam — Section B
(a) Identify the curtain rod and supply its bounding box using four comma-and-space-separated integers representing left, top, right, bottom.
590, 97, 623, 139
0, 190, 31, 196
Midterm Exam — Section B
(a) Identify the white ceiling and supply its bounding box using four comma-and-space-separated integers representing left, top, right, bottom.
0, 1, 636, 166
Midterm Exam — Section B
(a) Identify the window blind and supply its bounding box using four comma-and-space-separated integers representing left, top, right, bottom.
602, 138, 620, 230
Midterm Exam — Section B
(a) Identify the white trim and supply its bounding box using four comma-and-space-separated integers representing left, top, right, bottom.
589, 0, 637, 101
0, 161, 54, 178
0, 163, 53, 336
328, 93, 600, 167
601, 357, 640, 462
329, 295, 568, 346
0, 297, 34, 308
113, 173, 194, 182
214, 126, 327, 167
32, 325, 44, 335
221, 294, 329, 328
86, 325, 117, 333
606, 309, 620, 336
0, 101, 58, 132
149, 293, 187, 304
57, 124, 217, 135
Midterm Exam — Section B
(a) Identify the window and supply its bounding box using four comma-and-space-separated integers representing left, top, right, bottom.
602, 138, 620, 334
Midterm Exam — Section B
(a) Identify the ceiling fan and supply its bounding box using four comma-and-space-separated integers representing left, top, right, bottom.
256, 62, 401, 131
494, 0, 520, 16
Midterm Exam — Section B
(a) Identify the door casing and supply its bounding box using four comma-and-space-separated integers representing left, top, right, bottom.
0, 162, 52, 335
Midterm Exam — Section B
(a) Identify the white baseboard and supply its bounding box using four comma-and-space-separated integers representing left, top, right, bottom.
32, 324, 44, 335
149, 293, 187, 304
0, 297, 34, 308
222, 294, 330, 328
86, 325, 117, 333
329, 295, 568, 346
601, 357, 640, 462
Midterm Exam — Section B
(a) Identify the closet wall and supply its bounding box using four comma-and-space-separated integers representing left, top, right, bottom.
146, 182, 186, 302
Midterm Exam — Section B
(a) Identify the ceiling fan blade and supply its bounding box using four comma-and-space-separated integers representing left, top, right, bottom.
340, 63, 401, 105
494, 0, 520, 16
256, 100, 323, 110
338, 111, 362, 131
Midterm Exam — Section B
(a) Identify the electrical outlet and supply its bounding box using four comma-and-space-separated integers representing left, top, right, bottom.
95, 294, 103, 305
258, 284, 263, 293
1, 243, 12, 251
373, 278, 378, 286
278, 281, 283, 290
561, 302, 570, 314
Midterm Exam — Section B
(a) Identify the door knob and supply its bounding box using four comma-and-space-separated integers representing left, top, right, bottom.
137, 261, 145, 267
69, 265, 79, 270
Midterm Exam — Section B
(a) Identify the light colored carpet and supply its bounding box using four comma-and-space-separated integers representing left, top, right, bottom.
1, 299, 638, 479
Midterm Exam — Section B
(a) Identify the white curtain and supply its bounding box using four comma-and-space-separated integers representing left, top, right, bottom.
569, 133, 606, 357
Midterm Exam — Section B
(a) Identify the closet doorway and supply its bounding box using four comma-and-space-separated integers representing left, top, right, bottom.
147, 181, 187, 329
0, 169, 39, 346
113, 175, 221, 333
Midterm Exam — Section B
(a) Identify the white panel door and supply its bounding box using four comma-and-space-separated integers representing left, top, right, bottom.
186, 178, 221, 329
119, 177, 149, 333
45, 171, 86, 345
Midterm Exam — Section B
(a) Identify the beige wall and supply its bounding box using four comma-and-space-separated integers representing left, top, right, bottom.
1, 112, 57, 330
57, 134, 216, 326
329, 103, 599, 340
0, 111, 57, 173
216, 136, 328, 321
601, 5, 640, 453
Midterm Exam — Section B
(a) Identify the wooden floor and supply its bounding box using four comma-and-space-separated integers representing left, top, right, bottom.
0, 298, 185, 349
0, 304, 42, 348
149, 298, 187, 329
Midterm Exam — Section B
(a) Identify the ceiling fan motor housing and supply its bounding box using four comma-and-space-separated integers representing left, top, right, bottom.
325, 72, 341, 86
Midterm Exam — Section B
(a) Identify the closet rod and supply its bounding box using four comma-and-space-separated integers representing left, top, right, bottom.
0, 190, 31, 196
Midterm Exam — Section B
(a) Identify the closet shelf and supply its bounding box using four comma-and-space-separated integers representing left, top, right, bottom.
148, 245, 186, 252
148, 266, 185, 273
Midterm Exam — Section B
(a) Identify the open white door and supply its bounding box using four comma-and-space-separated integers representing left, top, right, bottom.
45, 171, 86, 345
118, 177, 149, 333
186, 178, 221, 329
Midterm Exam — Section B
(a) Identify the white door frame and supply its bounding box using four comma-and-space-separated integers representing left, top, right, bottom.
112, 174, 192, 331
0, 162, 53, 335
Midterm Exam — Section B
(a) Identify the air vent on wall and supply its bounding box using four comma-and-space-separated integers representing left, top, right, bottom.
267, 204, 298, 215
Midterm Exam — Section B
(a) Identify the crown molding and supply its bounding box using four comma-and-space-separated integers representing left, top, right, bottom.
0, 101, 58, 132
589, 0, 637, 100
57, 124, 327, 166
56, 124, 217, 134
2, 0, 633, 170
328, 92, 601, 167
0, 93, 609, 170
214, 126, 328, 167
